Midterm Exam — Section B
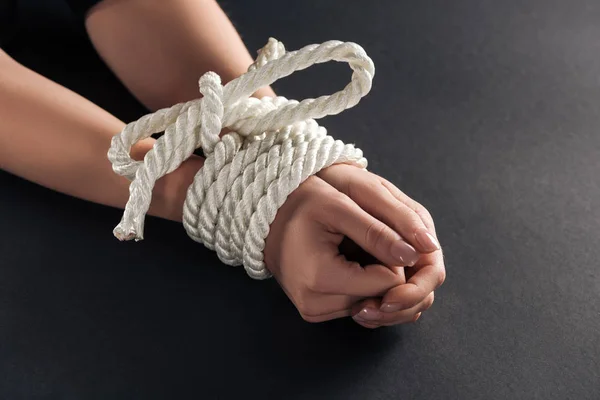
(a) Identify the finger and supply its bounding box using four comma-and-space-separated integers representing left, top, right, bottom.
299, 304, 352, 323
352, 292, 434, 327
379, 177, 437, 234
277, 271, 356, 323
395, 266, 407, 284
379, 292, 434, 326
351, 298, 383, 329
321, 254, 406, 297
319, 165, 440, 254
321, 190, 421, 267
372, 183, 440, 254
380, 251, 446, 311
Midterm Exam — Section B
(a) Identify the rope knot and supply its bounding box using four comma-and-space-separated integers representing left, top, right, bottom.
198, 71, 224, 154
108, 38, 374, 279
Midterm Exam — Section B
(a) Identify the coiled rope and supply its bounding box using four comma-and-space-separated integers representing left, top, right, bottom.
108, 38, 375, 279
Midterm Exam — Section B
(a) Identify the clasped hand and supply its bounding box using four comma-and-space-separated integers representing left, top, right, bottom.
264, 163, 446, 328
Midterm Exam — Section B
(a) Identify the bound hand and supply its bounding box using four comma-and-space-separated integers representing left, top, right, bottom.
265, 164, 445, 328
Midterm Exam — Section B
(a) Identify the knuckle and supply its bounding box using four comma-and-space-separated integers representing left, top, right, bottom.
378, 177, 398, 193
364, 221, 388, 250
392, 201, 422, 226
333, 189, 354, 208
413, 202, 434, 225
321, 190, 352, 216
347, 171, 379, 198
345, 174, 357, 199
305, 270, 329, 293
364, 177, 384, 194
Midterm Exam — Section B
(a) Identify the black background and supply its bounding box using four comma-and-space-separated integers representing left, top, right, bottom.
1, 0, 599, 398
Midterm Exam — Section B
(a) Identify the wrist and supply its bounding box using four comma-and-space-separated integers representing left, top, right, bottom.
150, 155, 205, 222
131, 82, 274, 223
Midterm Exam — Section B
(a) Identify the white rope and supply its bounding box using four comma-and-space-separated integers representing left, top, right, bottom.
107, 38, 374, 279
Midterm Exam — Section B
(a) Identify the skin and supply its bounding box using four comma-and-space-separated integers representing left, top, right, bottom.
0, 0, 445, 328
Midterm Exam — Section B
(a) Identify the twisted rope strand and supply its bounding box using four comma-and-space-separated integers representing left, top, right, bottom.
108, 38, 374, 279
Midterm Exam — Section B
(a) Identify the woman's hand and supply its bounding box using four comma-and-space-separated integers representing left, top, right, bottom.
264, 165, 445, 328
319, 164, 445, 328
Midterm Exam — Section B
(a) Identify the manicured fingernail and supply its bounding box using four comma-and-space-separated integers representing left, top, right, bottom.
415, 229, 440, 252
380, 302, 403, 313
390, 240, 419, 266
413, 312, 422, 322
353, 307, 382, 322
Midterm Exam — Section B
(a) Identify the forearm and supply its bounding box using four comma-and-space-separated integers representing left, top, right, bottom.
0, 51, 201, 221
1, 0, 274, 222
85, 0, 275, 110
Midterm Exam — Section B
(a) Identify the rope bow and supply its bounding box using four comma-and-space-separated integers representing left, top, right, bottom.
108, 38, 375, 279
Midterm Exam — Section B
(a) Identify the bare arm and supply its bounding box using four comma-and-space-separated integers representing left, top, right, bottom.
84, 0, 275, 110
0, 0, 273, 220
0, 50, 202, 221
0, 1, 446, 326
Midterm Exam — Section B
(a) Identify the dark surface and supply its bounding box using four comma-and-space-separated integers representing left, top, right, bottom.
2, 0, 599, 399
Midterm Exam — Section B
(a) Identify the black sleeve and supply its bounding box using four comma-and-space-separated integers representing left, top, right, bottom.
0, 0, 105, 50
64, 0, 104, 20
0, 0, 17, 49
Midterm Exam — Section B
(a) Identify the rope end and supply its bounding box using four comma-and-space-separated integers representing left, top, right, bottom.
198, 71, 221, 89
113, 221, 144, 242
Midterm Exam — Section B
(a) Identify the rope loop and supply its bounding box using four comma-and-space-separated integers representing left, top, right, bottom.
108, 38, 374, 278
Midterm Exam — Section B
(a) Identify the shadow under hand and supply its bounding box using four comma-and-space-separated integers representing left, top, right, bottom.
222, 236, 404, 397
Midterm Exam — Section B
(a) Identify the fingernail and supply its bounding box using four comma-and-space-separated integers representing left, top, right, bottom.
415, 229, 440, 252
353, 307, 382, 322
413, 312, 422, 322
390, 240, 419, 266
380, 302, 403, 313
